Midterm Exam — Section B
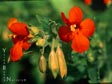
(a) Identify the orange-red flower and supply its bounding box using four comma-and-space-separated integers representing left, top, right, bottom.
84, 0, 92, 5
103, 0, 112, 5
8, 18, 31, 61
58, 6, 95, 53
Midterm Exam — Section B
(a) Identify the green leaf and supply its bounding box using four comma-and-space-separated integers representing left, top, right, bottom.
87, 67, 99, 83
36, 14, 50, 32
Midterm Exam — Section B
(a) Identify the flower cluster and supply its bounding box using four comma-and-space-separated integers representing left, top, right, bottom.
38, 39, 67, 79
7, 6, 95, 79
8, 6, 95, 60
58, 6, 95, 53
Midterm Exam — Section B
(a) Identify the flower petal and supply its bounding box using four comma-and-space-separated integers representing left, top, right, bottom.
9, 22, 29, 36
22, 41, 31, 50
103, 0, 111, 5
8, 18, 18, 28
10, 41, 23, 61
61, 12, 70, 25
71, 31, 90, 53
69, 6, 83, 24
58, 26, 72, 42
80, 18, 95, 37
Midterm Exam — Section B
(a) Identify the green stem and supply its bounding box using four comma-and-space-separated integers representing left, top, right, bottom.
51, 38, 55, 50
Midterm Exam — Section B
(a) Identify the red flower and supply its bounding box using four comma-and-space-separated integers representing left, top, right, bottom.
58, 6, 95, 53
84, 0, 92, 5
8, 18, 31, 61
103, 0, 111, 5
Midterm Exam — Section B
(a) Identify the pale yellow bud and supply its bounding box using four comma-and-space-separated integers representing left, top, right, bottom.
2, 29, 10, 41
56, 46, 67, 78
39, 55, 47, 73
48, 49, 59, 78
98, 41, 103, 48
87, 53, 94, 63
36, 38, 45, 47
30, 26, 39, 35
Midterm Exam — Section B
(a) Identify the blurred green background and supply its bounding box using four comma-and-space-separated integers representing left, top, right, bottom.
0, 0, 112, 84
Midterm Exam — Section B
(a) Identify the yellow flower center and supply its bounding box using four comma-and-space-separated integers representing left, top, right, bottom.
8, 34, 16, 38
70, 24, 77, 31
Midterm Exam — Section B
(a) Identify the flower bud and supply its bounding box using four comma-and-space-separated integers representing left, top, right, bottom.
39, 55, 47, 73
30, 26, 39, 35
48, 49, 59, 78
56, 46, 67, 78
98, 41, 103, 48
87, 53, 94, 63
36, 38, 45, 47
2, 29, 10, 41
